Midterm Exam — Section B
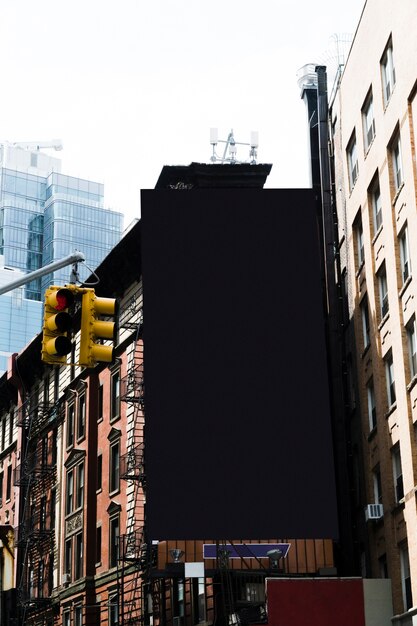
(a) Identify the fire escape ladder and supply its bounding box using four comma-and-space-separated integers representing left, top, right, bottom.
118, 286, 146, 626
15, 395, 59, 624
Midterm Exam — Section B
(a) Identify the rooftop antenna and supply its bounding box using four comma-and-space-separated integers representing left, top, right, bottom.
210, 128, 259, 164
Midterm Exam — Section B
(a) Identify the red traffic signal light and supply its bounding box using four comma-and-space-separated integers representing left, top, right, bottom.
41, 287, 75, 364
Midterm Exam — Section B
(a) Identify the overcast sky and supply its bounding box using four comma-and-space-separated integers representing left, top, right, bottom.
1, 0, 364, 227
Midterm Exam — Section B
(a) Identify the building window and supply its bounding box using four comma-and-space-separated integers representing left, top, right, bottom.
74, 604, 83, 626
367, 380, 377, 431
381, 39, 396, 106
65, 538, 72, 578
96, 526, 102, 565
63, 611, 71, 626
67, 403, 75, 448
399, 227, 411, 284
391, 133, 403, 191
98, 383, 104, 421
373, 465, 382, 504
40, 496, 47, 531
109, 441, 120, 494
75, 532, 83, 580
8, 409, 14, 446
407, 318, 417, 380
347, 133, 359, 190
355, 218, 364, 268
66, 469, 74, 515
77, 463, 84, 510
6, 465, 11, 501
361, 296, 370, 350
29, 565, 34, 598
77, 394, 86, 441
371, 178, 382, 232
378, 265, 389, 318
52, 429, 58, 466
400, 544, 413, 611
97, 454, 102, 491
385, 353, 396, 407
109, 514, 120, 568
38, 560, 44, 598
111, 371, 120, 421
392, 445, 403, 502
362, 91, 375, 150
109, 593, 119, 626
0, 472, 3, 507
1, 419, 6, 450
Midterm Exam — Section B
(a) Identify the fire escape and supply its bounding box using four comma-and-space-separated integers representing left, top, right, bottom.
14, 391, 61, 626
118, 282, 150, 626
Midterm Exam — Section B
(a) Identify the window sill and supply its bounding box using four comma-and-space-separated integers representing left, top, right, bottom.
378, 312, 390, 332
95, 561, 102, 567
393, 181, 405, 206
385, 402, 397, 419
364, 134, 376, 158
391, 500, 405, 514
399, 274, 412, 299
367, 427, 377, 442
109, 488, 120, 498
110, 414, 121, 425
361, 344, 371, 359
96, 488, 102, 495
372, 224, 383, 246
407, 375, 417, 393
76, 435, 86, 445
356, 260, 365, 278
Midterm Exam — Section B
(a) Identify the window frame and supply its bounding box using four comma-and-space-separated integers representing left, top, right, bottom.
399, 226, 411, 284
378, 265, 389, 319
74, 532, 83, 581
407, 318, 417, 380
371, 178, 382, 233
111, 371, 121, 422
391, 133, 403, 191
77, 393, 86, 442
381, 39, 396, 107
385, 353, 396, 407
109, 440, 120, 495
76, 462, 84, 510
392, 445, 403, 502
367, 380, 377, 431
66, 469, 74, 516
347, 132, 359, 191
362, 90, 375, 151
67, 402, 75, 449
361, 296, 370, 350
109, 514, 120, 569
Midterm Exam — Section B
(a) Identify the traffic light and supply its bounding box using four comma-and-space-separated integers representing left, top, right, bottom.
41, 286, 75, 364
79, 289, 117, 367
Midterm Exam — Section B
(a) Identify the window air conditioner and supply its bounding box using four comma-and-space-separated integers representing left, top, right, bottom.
62, 573, 71, 585
365, 503, 383, 521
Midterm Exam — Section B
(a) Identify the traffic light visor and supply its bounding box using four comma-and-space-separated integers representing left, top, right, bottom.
46, 288, 74, 311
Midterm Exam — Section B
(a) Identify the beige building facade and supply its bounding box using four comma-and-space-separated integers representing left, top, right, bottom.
331, 0, 417, 620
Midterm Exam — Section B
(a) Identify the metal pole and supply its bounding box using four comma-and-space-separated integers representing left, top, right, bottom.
0, 251, 85, 296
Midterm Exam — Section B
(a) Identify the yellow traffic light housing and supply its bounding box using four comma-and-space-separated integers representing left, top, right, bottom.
41, 287, 75, 364
79, 289, 117, 367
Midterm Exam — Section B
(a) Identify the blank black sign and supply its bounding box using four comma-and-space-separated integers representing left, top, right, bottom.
141, 188, 338, 540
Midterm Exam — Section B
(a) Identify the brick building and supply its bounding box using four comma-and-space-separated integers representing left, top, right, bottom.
328, 0, 417, 621
0, 172, 345, 626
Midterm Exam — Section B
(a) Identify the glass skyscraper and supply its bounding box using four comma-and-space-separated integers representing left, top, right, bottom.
0, 143, 123, 372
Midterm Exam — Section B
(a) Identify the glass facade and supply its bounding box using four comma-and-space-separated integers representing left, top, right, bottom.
0, 160, 123, 373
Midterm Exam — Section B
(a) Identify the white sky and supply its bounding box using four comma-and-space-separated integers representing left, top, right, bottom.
1, 0, 364, 227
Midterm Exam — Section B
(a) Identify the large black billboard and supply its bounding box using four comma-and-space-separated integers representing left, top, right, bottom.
141, 188, 338, 540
